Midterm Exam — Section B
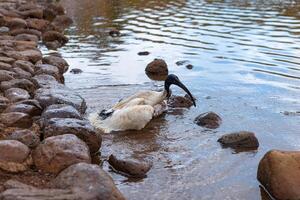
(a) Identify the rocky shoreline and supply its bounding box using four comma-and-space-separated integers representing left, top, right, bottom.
0, 0, 125, 199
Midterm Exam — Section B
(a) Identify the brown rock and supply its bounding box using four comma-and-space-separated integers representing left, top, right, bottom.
3, 103, 42, 116
33, 134, 91, 174
19, 8, 43, 19
0, 61, 12, 71
43, 118, 101, 153
43, 55, 68, 73
31, 74, 58, 88
168, 95, 194, 108
12, 60, 34, 74
42, 31, 68, 49
0, 140, 32, 172
0, 112, 32, 128
52, 15, 73, 31
10, 28, 41, 38
257, 150, 300, 200
2, 50, 28, 61
52, 163, 126, 200
6, 129, 39, 148
0, 70, 15, 81
15, 33, 39, 42
13, 67, 32, 79
108, 154, 152, 178
6, 18, 27, 30
35, 63, 62, 82
194, 112, 222, 129
18, 49, 42, 63
218, 131, 259, 150
47, 3, 65, 15
0, 95, 9, 112
26, 18, 49, 31
4, 87, 30, 102
40, 104, 82, 123
0, 56, 15, 64
14, 40, 38, 51
145, 59, 168, 75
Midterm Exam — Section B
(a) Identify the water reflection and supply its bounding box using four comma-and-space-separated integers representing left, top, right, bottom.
59, 0, 300, 199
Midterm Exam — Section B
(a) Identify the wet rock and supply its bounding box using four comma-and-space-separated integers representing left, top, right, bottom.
0, 70, 15, 81
42, 55, 69, 74
42, 31, 68, 48
13, 67, 32, 79
33, 134, 91, 174
1, 78, 35, 93
138, 51, 150, 56
0, 140, 32, 172
0, 112, 32, 128
0, 56, 15, 64
26, 18, 49, 32
35, 63, 62, 83
168, 95, 194, 108
4, 87, 30, 102
34, 83, 87, 113
15, 99, 42, 110
6, 18, 27, 30
5, 129, 39, 148
108, 154, 152, 178
52, 15, 73, 31
0, 61, 12, 71
31, 74, 58, 88
52, 162, 126, 200
175, 60, 188, 66
44, 40, 62, 50
194, 112, 222, 129
186, 64, 193, 69
18, 49, 42, 63
41, 104, 82, 123
145, 58, 168, 75
15, 33, 39, 42
10, 28, 41, 38
217, 131, 259, 150
70, 68, 82, 74
3, 103, 42, 116
109, 28, 120, 37
0, 95, 9, 112
12, 60, 35, 74
44, 118, 101, 153
258, 150, 300, 200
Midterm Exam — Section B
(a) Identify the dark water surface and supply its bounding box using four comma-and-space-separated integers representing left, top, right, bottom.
56, 0, 300, 199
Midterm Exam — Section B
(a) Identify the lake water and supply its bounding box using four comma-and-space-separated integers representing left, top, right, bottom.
57, 0, 300, 199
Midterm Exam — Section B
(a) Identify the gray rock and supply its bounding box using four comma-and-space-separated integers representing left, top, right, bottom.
31, 74, 58, 88
42, 55, 69, 74
41, 104, 82, 124
194, 112, 222, 129
35, 63, 62, 83
218, 131, 259, 150
4, 87, 30, 102
70, 68, 82, 74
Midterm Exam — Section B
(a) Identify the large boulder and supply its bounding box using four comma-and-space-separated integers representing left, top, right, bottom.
0, 140, 32, 172
34, 83, 86, 114
257, 150, 300, 200
43, 118, 101, 154
33, 134, 91, 174
4, 87, 30, 102
145, 59, 168, 75
0, 112, 32, 128
51, 163, 126, 200
194, 112, 222, 129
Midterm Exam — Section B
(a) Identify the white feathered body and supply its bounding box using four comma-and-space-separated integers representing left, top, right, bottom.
89, 90, 167, 133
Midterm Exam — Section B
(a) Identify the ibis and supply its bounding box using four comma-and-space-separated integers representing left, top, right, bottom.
88, 74, 196, 133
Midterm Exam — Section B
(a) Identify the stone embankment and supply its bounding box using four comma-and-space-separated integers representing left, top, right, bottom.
0, 0, 125, 199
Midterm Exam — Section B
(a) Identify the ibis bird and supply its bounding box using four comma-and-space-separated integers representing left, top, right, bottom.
88, 74, 196, 133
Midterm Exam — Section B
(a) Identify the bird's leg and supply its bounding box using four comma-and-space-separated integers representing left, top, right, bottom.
153, 101, 168, 117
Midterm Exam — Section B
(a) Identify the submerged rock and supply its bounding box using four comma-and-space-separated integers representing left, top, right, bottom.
109, 28, 120, 37
175, 60, 189, 66
145, 58, 168, 76
194, 112, 222, 129
33, 134, 91, 174
186, 64, 193, 69
108, 154, 152, 178
138, 51, 150, 56
52, 163, 126, 200
217, 131, 259, 150
43, 118, 101, 153
168, 95, 194, 108
70, 68, 82, 74
258, 150, 300, 200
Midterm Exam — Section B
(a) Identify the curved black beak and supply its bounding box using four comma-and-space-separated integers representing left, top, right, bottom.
175, 81, 196, 107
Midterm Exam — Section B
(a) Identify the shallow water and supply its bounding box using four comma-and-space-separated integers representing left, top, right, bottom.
57, 0, 300, 199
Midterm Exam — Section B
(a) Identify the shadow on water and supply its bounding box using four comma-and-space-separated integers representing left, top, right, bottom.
57, 0, 300, 199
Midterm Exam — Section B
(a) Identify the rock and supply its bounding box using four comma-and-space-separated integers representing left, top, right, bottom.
15, 33, 39, 42
108, 154, 152, 178
51, 15, 73, 31
19, 8, 43, 19
52, 163, 126, 200
167, 95, 194, 108
44, 40, 61, 50
34, 83, 87, 114
3, 103, 42, 116
0, 61, 12, 71
0, 56, 15, 64
31, 74, 58, 88
15, 99, 42, 110
33, 134, 91, 174
0, 70, 15, 81
5, 129, 39, 148
12, 60, 35, 74
175, 60, 188, 66
4, 87, 30, 102
46, 3, 65, 16
6, 18, 27, 30
18, 49, 42, 63
1, 78, 35, 93
26, 18, 49, 31
43, 118, 101, 153
138, 51, 150, 56
42, 31, 68, 47
35, 63, 62, 83
194, 112, 222, 129
109, 28, 120, 37
217, 131, 259, 150
145, 58, 168, 75
0, 26, 9, 33
257, 150, 300, 200
13, 67, 32, 79
42, 55, 69, 74
70, 68, 82, 74
186, 64, 193, 69
0, 140, 32, 172
41, 104, 82, 123
0, 95, 9, 112
0, 112, 32, 128
10, 28, 41, 38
